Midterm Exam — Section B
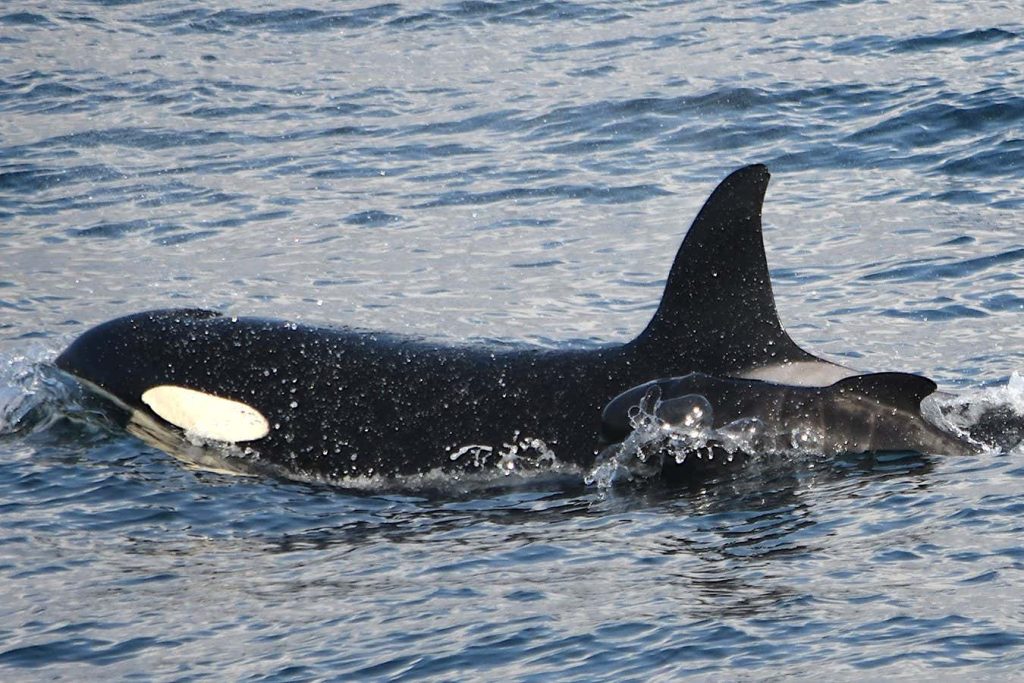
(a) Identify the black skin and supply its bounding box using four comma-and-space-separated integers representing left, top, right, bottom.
602, 372, 980, 463
56, 310, 670, 478
55, 164, 868, 481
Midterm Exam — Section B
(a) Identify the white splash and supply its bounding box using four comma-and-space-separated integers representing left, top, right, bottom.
0, 346, 71, 437
586, 388, 736, 488
930, 371, 1024, 454
447, 432, 557, 475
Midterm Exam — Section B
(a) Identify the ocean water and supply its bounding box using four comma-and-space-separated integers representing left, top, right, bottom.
2, 0, 1024, 679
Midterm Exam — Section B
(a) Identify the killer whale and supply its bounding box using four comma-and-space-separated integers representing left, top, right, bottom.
56, 163, 947, 481
600, 372, 979, 480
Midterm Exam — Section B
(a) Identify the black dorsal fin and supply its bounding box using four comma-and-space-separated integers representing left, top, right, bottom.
831, 372, 938, 410
631, 164, 817, 374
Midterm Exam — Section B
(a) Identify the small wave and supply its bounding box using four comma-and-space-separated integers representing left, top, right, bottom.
881, 304, 988, 322
861, 247, 1024, 283
141, 5, 402, 35
387, 0, 627, 30
0, 12, 53, 27
412, 182, 668, 208
844, 88, 1024, 152
933, 372, 1024, 453
935, 138, 1024, 180
139, 2, 624, 36
0, 348, 75, 438
343, 210, 403, 227
0, 164, 123, 193
831, 28, 1020, 56
894, 28, 1020, 54
0, 350, 131, 452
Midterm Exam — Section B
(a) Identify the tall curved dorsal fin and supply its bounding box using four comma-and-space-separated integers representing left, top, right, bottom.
630, 164, 820, 375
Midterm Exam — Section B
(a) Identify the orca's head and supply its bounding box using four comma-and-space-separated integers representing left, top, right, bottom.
56, 308, 271, 444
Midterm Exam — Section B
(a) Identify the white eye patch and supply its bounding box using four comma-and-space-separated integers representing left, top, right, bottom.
141, 385, 269, 442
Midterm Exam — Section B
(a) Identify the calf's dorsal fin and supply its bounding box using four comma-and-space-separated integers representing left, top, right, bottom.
831, 372, 938, 411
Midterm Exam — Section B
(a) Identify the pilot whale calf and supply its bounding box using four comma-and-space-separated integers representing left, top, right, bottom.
55, 164, 963, 482
601, 372, 980, 475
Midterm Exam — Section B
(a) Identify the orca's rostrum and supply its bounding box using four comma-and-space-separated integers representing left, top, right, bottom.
55, 165, 977, 481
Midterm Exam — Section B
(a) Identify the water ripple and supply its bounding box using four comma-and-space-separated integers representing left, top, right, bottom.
3, 0, 1024, 679
862, 247, 1024, 282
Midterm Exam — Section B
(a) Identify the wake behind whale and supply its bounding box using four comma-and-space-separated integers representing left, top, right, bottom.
52, 164, 991, 485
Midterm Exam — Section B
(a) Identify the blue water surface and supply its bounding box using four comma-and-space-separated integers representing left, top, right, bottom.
2, 0, 1024, 679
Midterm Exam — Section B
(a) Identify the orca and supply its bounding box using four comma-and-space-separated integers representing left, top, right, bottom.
600, 372, 980, 479
55, 164, 956, 482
